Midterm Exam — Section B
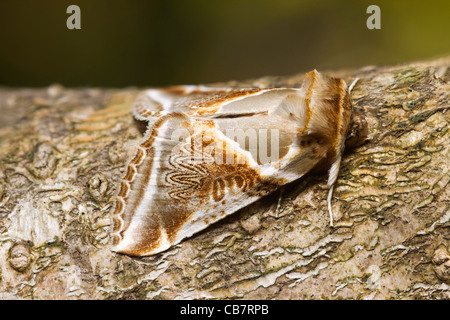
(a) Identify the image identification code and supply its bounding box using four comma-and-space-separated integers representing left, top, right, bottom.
180, 304, 269, 317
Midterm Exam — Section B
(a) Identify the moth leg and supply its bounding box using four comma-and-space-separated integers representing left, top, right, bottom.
275, 186, 285, 218
327, 185, 335, 227
327, 156, 342, 227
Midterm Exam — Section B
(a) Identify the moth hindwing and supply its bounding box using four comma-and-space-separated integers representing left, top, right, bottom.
111, 70, 367, 256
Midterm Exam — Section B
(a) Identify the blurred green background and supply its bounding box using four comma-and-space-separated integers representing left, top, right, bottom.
0, 0, 449, 87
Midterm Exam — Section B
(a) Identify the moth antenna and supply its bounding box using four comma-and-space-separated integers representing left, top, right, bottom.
348, 78, 359, 94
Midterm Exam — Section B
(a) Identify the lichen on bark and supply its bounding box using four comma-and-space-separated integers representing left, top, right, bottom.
0, 57, 449, 299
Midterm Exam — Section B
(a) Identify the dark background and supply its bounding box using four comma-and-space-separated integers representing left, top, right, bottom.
0, 0, 448, 88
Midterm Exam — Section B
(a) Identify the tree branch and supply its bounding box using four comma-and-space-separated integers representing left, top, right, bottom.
0, 56, 449, 299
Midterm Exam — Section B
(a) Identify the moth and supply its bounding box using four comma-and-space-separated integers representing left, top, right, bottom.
111, 70, 368, 256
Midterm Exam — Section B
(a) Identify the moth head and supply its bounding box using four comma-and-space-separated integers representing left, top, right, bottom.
344, 78, 368, 149
345, 109, 368, 149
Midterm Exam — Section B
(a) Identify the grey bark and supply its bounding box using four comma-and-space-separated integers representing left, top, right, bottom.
0, 56, 449, 299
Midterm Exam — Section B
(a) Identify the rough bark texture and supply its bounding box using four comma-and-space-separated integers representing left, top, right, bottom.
0, 57, 449, 300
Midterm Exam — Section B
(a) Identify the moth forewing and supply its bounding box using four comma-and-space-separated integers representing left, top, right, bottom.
112, 70, 364, 256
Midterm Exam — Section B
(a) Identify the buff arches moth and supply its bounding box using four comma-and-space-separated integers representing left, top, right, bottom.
111, 70, 367, 256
